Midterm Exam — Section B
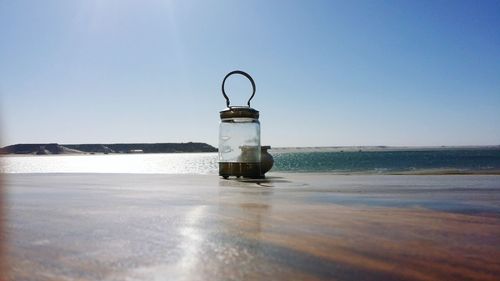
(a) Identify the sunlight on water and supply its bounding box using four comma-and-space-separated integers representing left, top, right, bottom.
2, 149, 499, 174
1, 153, 219, 174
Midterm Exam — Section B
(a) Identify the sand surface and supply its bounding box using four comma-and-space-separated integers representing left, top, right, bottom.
4, 173, 500, 280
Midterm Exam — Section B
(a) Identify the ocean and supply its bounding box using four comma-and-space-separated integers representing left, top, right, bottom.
2, 148, 500, 174
272, 148, 500, 174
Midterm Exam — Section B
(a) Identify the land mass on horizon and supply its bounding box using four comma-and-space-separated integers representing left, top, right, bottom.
0, 142, 217, 155
1, 143, 499, 155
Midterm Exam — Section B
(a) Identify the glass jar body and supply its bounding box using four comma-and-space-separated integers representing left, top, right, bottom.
219, 117, 261, 178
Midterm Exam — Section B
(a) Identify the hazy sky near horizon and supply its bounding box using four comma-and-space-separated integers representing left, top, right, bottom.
1, 0, 499, 147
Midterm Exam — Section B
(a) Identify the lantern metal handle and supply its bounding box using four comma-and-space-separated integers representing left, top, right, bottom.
221, 70, 256, 108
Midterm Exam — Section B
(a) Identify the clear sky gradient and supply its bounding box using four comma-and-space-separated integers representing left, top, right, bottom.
1, 0, 499, 147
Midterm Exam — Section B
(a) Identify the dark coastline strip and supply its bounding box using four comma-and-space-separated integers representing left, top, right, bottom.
0, 142, 217, 155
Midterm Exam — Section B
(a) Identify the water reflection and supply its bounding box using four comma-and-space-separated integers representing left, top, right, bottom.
178, 205, 207, 273
1, 153, 219, 174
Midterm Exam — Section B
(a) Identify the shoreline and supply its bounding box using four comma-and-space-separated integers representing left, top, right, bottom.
270, 145, 500, 153
272, 169, 500, 176
3, 170, 500, 176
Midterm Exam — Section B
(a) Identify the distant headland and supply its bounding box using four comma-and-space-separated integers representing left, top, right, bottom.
0, 142, 217, 155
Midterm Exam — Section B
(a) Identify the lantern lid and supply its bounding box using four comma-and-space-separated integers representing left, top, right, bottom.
220, 106, 259, 119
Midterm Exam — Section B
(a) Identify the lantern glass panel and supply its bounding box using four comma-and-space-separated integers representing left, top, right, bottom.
219, 117, 260, 163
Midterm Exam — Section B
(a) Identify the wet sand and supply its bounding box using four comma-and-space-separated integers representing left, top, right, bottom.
4, 173, 500, 280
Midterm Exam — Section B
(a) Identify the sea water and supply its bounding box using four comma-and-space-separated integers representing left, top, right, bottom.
1, 148, 500, 174
272, 149, 500, 174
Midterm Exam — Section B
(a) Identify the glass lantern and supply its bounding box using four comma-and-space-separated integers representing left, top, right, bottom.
219, 71, 262, 179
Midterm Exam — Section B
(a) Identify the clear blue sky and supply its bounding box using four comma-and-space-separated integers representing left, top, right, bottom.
1, 0, 499, 147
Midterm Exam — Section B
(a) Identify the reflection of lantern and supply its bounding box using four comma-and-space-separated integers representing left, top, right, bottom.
219, 70, 261, 179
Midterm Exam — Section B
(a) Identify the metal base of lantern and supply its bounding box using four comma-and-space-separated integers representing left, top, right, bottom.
219, 162, 263, 179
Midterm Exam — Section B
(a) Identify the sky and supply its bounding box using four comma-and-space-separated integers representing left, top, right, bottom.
0, 0, 499, 147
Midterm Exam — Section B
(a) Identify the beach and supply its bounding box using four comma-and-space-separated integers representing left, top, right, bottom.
4, 173, 500, 280
2, 0, 499, 280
